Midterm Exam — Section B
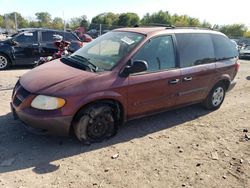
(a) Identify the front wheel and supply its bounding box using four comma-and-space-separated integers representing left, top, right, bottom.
73, 104, 116, 143
202, 83, 226, 110
0, 54, 10, 70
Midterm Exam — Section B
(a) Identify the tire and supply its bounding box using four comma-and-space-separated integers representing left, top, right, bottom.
73, 104, 116, 143
0, 54, 10, 70
202, 83, 226, 110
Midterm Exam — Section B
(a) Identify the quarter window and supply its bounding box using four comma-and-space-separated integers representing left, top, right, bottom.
211, 34, 238, 59
134, 36, 176, 72
176, 33, 215, 67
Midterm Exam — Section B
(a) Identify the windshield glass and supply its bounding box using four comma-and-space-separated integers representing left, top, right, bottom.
70, 31, 145, 71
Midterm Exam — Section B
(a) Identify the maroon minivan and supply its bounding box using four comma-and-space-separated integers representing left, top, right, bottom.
11, 27, 239, 142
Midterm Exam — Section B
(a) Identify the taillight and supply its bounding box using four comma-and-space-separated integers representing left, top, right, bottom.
235, 59, 240, 72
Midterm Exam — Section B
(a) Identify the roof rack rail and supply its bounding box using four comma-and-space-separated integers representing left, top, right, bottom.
173, 26, 213, 30
133, 23, 175, 29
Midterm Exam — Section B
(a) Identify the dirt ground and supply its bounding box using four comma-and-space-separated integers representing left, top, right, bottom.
0, 60, 249, 188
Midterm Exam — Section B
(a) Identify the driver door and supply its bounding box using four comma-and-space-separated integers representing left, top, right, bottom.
12, 31, 40, 65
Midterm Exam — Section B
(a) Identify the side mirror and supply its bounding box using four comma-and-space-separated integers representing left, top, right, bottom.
10, 39, 18, 46
121, 60, 148, 77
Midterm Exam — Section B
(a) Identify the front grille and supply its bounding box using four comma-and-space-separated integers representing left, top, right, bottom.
12, 81, 31, 107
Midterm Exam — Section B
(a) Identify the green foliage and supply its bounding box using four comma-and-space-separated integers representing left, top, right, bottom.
219, 24, 247, 37
69, 17, 82, 29
0, 15, 3, 27
0, 10, 249, 38
52, 17, 64, 30
3, 12, 29, 28
92, 12, 119, 29
35, 12, 52, 27
141, 10, 172, 25
118, 13, 140, 27
244, 31, 250, 38
68, 15, 89, 29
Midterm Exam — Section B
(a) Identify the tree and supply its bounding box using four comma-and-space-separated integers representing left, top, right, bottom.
52, 17, 64, 29
69, 15, 89, 29
219, 24, 247, 37
69, 17, 82, 29
0, 15, 4, 27
3, 12, 29, 29
35, 12, 52, 27
201, 21, 212, 28
141, 10, 172, 25
80, 15, 89, 28
244, 31, 250, 38
118, 13, 140, 27
91, 12, 119, 29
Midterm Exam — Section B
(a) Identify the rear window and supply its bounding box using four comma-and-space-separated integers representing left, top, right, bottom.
176, 33, 215, 67
211, 34, 239, 59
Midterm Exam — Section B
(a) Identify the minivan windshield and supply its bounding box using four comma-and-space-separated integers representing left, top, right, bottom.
69, 31, 145, 71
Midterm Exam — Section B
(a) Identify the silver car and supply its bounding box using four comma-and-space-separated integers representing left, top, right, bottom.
239, 45, 250, 59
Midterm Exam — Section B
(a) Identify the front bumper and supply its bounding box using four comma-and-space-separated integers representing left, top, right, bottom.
11, 102, 73, 136
227, 80, 236, 92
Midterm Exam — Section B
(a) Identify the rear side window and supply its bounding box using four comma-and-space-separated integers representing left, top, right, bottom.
61, 32, 78, 41
211, 34, 238, 60
176, 33, 215, 67
134, 35, 176, 72
41, 31, 59, 42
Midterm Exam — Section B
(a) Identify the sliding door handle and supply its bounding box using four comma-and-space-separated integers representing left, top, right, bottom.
168, 79, 180, 84
183, 76, 192, 81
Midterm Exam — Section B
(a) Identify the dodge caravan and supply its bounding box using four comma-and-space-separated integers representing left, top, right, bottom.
11, 27, 239, 142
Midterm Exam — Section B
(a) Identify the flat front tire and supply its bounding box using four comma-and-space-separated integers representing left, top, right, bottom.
73, 104, 115, 143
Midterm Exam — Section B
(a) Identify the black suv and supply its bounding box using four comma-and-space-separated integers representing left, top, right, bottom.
0, 28, 83, 70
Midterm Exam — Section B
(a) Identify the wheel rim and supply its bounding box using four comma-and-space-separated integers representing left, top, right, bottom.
87, 112, 114, 139
0, 55, 8, 69
212, 87, 224, 106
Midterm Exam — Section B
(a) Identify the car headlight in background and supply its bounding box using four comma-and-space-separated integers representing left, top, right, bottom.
31, 95, 65, 110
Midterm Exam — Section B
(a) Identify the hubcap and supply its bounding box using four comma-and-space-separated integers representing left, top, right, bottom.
212, 87, 224, 106
0, 55, 8, 69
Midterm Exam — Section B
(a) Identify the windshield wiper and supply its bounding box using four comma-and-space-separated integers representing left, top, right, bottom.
61, 57, 89, 70
71, 55, 98, 72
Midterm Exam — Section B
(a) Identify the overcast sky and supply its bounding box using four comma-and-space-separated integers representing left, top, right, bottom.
0, 0, 249, 27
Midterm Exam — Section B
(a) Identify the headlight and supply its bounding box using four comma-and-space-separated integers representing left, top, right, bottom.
31, 95, 65, 110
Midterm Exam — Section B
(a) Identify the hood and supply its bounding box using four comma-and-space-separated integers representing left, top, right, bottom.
20, 59, 97, 94
0, 39, 10, 45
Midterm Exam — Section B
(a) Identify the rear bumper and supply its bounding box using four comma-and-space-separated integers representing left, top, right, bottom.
227, 80, 236, 92
11, 103, 73, 136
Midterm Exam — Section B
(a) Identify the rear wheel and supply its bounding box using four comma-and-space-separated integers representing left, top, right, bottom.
0, 54, 10, 70
73, 104, 115, 143
202, 83, 226, 110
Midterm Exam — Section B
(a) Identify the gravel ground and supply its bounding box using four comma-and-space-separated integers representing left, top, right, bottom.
0, 60, 249, 188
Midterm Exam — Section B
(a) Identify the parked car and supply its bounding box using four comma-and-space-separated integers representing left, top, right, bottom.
239, 45, 250, 59
78, 33, 93, 43
11, 27, 239, 143
0, 28, 83, 70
